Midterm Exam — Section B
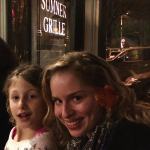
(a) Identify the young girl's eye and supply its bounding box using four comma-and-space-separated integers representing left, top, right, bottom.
11, 95, 19, 102
28, 94, 38, 99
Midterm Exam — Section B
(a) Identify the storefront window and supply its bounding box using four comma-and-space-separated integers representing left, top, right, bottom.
105, 0, 150, 48
7, 0, 31, 62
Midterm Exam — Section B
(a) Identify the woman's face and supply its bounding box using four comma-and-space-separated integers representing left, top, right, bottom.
50, 71, 102, 137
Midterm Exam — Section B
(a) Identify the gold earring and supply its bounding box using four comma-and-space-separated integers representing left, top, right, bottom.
95, 95, 106, 107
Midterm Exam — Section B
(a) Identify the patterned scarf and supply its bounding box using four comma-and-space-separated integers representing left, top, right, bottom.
67, 121, 113, 150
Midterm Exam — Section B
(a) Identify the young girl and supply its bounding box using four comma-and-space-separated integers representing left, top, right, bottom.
3, 64, 58, 150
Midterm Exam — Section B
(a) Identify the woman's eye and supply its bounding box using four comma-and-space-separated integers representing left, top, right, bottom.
73, 95, 83, 102
52, 98, 62, 105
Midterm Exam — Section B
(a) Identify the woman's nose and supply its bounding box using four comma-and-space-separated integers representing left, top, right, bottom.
62, 103, 74, 118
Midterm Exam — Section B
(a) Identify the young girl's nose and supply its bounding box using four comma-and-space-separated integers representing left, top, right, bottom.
18, 97, 27, 108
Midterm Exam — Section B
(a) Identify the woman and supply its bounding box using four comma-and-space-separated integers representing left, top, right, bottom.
42, 51, 150, 150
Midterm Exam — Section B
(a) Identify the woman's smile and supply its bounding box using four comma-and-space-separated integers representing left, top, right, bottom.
64, 118, 83, 130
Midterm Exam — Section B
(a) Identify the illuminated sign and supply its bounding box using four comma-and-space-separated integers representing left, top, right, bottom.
40, 0, 67, 36
37, 0, 68, 50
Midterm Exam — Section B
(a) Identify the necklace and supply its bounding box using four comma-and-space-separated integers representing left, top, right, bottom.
67, 121, 113, 150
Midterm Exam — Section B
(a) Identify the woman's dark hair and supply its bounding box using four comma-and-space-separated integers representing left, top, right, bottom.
0, 38, 18, 89
0, 37, 18, 149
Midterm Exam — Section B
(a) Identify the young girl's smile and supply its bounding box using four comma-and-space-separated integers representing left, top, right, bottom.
9, 77, 47, 130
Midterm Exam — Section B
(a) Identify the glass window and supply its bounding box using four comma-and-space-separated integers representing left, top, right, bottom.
125, 49, 142, 61
106, 0, 150, 48
7, 0, 31, 63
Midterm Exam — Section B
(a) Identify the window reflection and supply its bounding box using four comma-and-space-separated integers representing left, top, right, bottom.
8, 0, 31, 63
106, 0, 150, 48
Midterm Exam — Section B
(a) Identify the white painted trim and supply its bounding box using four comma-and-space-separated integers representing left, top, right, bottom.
84, 0, 99, 55
0, 0, 7, 41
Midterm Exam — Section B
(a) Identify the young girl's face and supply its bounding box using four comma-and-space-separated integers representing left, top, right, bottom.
8, 76, 47, 129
